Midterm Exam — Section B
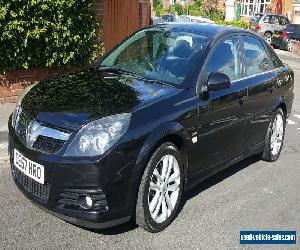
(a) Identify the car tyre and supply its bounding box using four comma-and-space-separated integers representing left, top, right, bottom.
135, 142, 184, 232
262, 108, 286, 162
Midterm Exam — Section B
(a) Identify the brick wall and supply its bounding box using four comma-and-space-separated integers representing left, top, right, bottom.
0, 67, 80, 104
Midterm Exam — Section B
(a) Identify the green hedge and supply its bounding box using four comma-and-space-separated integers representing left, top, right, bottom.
0, 0, 103, 72
216, 20, 249, 29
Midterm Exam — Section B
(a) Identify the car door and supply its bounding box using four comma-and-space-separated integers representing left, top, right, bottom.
291, 25, 300, 41
241, 35, 277, 150
261, 15, 273, 33
272, 15, 282, 33
189, 35, 248, 176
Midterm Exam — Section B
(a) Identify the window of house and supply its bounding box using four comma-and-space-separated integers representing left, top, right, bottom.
241, 0, 271, 17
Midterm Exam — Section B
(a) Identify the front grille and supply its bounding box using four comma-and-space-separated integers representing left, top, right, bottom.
57, 188, 108, 211
15, 109, 69, 154
13, 167, 51, 202
33, 136, 66, 154
16, 109, 31, 144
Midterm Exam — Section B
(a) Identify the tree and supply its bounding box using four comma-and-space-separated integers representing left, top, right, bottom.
185, 0, 224, 20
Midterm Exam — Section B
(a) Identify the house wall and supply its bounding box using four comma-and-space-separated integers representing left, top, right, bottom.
282, 0, 294, 19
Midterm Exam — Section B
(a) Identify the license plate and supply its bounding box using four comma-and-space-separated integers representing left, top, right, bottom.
14, 149, 45, 184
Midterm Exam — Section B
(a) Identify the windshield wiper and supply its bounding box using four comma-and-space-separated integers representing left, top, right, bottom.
98, 66, 142, 78
98, 66, 175, 88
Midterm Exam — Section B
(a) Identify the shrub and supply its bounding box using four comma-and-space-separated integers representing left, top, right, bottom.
0, 0, 103, 72
168, 3, 186, 16
216, 20, 249, 29
188, 4, 205, 16
155, 2, 164, 17
186, 1, 224, 22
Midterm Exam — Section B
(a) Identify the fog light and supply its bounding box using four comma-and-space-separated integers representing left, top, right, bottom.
78, 195, 94, 209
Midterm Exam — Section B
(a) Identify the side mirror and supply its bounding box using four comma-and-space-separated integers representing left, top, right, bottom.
207, 72, 231, 92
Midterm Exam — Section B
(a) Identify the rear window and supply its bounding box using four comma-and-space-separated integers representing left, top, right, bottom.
262, 15, 271, 24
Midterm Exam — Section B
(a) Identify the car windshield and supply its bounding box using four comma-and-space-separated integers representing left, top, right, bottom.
99, 28, 210, 86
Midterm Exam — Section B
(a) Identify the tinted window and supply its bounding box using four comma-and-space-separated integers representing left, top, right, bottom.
243, 36, 270, 76
272, 16, 280, 25
280, 16, 290, 25
286, 24, 300, 33
267, 47, 284, 68
206, 37, 242, 81
100, 28, 209, 86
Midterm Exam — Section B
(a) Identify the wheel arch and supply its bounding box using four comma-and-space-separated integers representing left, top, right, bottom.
127, 122, 191, 218
264, 30, 273, 35
273, 96, 287, 118
135, 122, 190, 181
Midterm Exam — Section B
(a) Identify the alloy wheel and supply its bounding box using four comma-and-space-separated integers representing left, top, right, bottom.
148, 154, 180, 224
270, 114, 284, 156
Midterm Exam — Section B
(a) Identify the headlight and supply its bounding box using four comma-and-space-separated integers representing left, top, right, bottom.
64, 113, 131, 157
12, 84, 36, 128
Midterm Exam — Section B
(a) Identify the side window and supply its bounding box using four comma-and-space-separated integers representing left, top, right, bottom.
267, 47, 284, 68
280, 17, 290, 25
263, 15, 271, 23
206, 37, 242, 81
272, 16, 280, 25
243, 36, 270, 76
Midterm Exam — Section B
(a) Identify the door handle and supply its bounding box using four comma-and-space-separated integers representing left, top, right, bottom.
237, 95, 247, 105
267, 86, 275, 93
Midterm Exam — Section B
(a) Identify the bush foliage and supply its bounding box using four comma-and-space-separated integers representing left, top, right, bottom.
0, 0, 103, 71
216, 20, 249, 29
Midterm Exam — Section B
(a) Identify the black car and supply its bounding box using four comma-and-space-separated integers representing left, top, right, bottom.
162, 14, 176, 22
9, 23, 294, 233
272, 24, 300, 51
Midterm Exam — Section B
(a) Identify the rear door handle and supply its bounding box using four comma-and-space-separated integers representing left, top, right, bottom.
267, 86, 275, 93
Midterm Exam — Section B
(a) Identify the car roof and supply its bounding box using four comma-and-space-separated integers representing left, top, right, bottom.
152, 22, 244, 37
262, 13, 286, 17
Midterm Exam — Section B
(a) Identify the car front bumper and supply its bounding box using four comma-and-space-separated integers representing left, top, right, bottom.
8, 116, 141, 229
